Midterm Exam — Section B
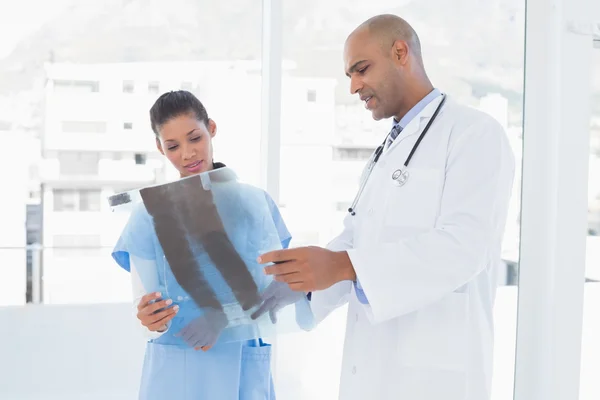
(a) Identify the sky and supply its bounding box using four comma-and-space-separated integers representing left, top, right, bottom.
0, 0, 74, 58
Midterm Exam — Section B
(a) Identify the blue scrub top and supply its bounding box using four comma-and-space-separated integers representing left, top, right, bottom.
111, 168, 290, 400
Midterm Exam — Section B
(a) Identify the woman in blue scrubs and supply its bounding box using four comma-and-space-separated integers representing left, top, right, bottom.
111, 90, 303, 399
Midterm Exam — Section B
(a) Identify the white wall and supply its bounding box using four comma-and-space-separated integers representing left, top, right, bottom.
1, 286, 599, 400
0, 303, 146, 400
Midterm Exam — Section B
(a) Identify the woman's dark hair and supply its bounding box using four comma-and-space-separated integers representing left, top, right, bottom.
149, 90, 209, 136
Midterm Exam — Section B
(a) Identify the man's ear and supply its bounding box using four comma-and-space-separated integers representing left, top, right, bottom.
392, 40, 409, 64
155, 137, 165, 155
208, 119, 217, 138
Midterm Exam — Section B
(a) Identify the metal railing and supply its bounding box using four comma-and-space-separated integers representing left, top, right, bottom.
0, 244, 120, 305
2, 242, 594, 307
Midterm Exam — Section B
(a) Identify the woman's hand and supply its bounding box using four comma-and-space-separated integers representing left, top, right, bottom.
176, 308, 228, 351
137, 292, 179, 332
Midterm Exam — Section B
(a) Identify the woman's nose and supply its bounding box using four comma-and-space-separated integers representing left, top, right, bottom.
182, 146, 195, 160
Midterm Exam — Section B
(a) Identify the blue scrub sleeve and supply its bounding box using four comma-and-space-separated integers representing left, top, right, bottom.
264, 191, 316, 308
112, 203, 156, 272
264, 192, 292, 250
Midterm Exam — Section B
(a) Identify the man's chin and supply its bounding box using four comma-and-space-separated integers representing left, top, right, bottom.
371, 109, 385, 121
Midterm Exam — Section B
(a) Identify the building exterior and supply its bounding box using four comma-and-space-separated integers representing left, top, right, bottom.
39, 61, 336, 303
41, 62, 580, 301
0, 128, 29, 306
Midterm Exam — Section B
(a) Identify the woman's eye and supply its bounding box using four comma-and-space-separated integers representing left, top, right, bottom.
190, 136, 201, 142
167, 145, 178, 151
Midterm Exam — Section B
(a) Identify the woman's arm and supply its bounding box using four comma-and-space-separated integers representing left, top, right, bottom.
131, 258, 178, 338
112, 203, 178, 338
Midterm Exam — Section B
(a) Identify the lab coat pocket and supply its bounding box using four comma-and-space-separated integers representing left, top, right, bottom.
397, 292, 468, 371
383, 167, 442, 229
239, 341, 275, 400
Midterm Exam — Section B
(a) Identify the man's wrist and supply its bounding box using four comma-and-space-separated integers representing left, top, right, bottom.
334, 251, 357, 282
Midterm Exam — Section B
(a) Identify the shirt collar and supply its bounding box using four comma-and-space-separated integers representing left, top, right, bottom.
393, 88, 441, 130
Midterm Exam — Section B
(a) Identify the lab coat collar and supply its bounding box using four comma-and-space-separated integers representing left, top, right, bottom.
385, 93, 446, 152
393, 88, 441, 131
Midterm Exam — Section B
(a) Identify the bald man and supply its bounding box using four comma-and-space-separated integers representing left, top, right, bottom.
258, 14, 515, 400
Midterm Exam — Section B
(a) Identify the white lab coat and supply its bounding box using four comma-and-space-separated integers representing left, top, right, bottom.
310, 95, 515, 400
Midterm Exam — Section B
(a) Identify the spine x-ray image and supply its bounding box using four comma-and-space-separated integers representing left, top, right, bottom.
140, 175, 261, 313
110, 167, 314, 344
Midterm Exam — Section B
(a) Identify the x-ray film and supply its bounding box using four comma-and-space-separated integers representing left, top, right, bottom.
110, 167, 314, 345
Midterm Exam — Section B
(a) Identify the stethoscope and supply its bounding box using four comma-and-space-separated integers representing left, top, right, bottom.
348, 94, 447, 216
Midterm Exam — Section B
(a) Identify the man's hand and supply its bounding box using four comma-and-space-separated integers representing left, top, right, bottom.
137, 292, 179, 332
258, 246, 356, 292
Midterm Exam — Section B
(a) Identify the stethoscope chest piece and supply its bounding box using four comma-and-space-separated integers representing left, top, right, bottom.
391, 168, 409, 186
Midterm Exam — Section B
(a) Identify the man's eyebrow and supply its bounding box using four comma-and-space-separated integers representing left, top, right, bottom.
345, 60, 367, 77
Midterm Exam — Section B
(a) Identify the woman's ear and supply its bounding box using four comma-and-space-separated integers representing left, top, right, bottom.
208, 119, 217, 138
155, 137, 165, 155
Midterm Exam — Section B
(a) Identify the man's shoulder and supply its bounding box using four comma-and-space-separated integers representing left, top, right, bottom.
446, 98, 504, 130
443, 98, 508, 144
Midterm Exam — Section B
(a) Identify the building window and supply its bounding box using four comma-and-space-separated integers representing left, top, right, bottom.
79, 189, 101, 212
53, 189, 78, 212
333, 147, 376, 161
61, 121, 107, 134
53, 80, 99, 93
123, 122, 133, 130
134, 153, 147, 165
148, 81, 160, 94
53, 189, 101, 212
307, 89, 317, 102
123, 80, 135, 93
58, 151, 99, 175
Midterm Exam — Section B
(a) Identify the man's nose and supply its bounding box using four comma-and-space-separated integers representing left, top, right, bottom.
350, 76, 362, 95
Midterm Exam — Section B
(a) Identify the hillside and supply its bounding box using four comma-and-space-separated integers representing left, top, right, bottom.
0, 0, 597, 137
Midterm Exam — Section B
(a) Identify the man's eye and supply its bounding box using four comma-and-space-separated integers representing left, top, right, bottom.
358, 66, 369, 74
